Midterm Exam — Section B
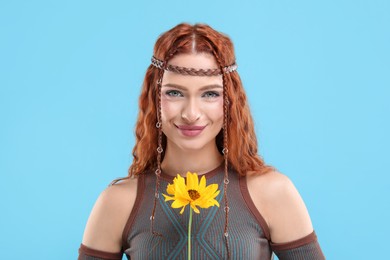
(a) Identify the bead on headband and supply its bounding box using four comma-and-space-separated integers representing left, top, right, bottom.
151, 56, 237, 76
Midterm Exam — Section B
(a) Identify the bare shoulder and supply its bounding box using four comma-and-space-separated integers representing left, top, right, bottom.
246, 170, 313, 243
82, 176, 138, 252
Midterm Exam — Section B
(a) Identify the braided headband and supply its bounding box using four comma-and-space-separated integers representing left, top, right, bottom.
151, 56, 237, 76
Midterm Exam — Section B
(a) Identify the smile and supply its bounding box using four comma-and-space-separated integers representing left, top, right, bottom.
176, 125, 206, 137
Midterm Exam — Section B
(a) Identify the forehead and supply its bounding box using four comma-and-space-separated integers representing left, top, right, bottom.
162, 53, 223, 87
168, 53, 219, 70
162, 71, 223, 88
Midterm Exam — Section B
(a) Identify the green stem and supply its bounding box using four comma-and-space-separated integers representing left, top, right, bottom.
188, 208, 193, 260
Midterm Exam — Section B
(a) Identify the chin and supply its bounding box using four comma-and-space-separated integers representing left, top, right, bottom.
172, 139, 215, 153
177, 143, 207, 152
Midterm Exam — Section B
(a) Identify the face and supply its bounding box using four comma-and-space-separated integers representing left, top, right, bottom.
160, 53, 223, 153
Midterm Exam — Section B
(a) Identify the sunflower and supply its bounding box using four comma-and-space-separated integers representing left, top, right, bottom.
163, 172, 220, 214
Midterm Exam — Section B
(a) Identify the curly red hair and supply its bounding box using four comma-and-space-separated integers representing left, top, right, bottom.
129, 23, 272, 177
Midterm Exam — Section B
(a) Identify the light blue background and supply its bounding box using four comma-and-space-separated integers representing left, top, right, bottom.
1, 1, 389, 259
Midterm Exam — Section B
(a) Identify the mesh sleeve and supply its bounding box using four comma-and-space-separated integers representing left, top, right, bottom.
270, 231, 325, 260
78, 244, 123, 260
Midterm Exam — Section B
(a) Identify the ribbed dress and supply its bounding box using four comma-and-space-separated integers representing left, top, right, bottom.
79, 165, 325, 259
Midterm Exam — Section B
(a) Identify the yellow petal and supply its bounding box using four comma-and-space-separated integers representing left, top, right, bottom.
173, 174, 184, 188
206, 199, 220, 208
166, 183, 175, 195
186, 172, 193, 189
198, 175, 206, 193
196, 201, 213, 209
194, 186, 220, 209
175, 177, 191, 201
171, 198, 189, 209
202, 184, 219, 199
186, 172, 199, 191
190, 203, 200, 214
193, 197, 217, 209
211, 199, 220, 207
162, 194, 175, 201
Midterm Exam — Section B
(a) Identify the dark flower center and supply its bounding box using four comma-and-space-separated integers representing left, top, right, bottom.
188, 189, 200, 200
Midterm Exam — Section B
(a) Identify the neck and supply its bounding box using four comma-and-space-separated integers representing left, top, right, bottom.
161, 143, 223, 177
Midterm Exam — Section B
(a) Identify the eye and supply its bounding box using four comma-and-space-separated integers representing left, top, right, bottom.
165, 90, 183, 97
202, 91, 220, 98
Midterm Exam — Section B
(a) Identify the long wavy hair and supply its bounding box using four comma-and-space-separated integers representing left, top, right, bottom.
129, 23, 272, 177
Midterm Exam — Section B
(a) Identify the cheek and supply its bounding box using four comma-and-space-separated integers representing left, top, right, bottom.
161, 99, 177, 121
208, 99, 224, 123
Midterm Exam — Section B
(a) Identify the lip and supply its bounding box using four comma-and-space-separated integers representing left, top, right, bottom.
176, 125, 206, 137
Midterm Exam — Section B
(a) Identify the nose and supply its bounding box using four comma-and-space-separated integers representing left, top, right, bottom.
181, 98, 201, 123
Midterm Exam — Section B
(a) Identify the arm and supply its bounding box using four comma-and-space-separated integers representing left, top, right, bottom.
247, 171, 325, 259
79, 177, 137, 260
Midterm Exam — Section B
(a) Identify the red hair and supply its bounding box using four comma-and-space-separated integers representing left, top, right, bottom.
129, 23, 273, 177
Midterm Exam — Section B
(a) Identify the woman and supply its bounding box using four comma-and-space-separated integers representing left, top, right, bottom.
79, 23, 325, 259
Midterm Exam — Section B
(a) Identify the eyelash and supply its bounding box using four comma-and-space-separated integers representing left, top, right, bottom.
165, 90, 220, 98
165, 90, 183, 97
202, 91, 220, 98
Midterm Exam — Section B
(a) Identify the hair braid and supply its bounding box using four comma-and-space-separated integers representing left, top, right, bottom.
212, 49, 231, 260
150, 49, 179, 237
150, 64, 165, 237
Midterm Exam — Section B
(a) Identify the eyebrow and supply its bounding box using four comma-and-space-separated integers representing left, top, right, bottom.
162, 83, 223, 91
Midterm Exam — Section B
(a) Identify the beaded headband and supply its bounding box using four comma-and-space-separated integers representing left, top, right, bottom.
151, 56, 237, 76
